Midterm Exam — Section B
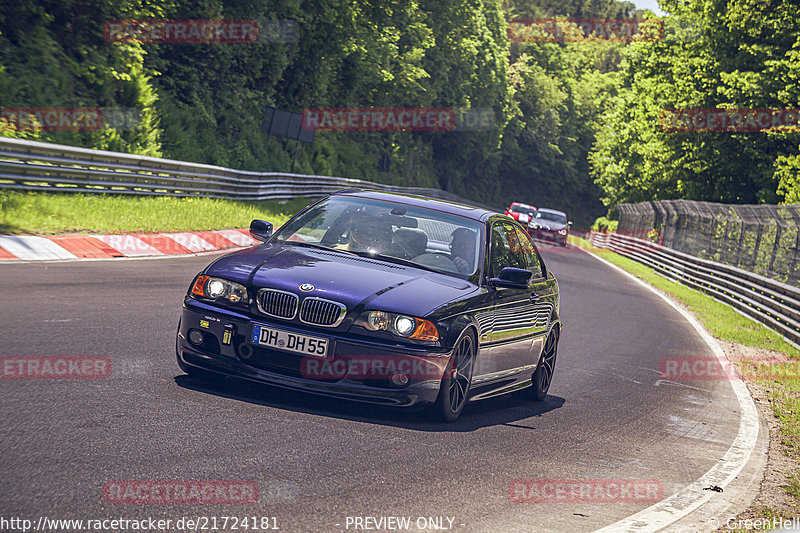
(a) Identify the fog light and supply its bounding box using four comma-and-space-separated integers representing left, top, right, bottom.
238, 344, 252, 359
188, 329, 205, 346
390, 372, 409, 387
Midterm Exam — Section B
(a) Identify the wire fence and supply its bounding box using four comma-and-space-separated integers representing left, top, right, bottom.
616, 200, 800, 288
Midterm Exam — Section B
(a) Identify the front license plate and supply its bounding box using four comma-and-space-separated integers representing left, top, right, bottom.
252, 325, 329, 358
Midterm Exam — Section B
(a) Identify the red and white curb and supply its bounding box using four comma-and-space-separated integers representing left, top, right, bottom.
0, 228, 257, 261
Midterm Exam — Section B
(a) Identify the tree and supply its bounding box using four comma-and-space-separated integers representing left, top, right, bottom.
591, 0, 800, 207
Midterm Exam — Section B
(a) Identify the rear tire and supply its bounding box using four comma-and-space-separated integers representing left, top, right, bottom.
529, 327, 559, 401
433, 329, 476, 422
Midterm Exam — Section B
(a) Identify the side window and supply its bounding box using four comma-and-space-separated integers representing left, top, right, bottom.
514, 226, 544, 279
489, 223, 527, 278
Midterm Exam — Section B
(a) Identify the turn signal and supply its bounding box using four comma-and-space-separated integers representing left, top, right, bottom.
409, 318, 439, 342
191, 275, 210, 297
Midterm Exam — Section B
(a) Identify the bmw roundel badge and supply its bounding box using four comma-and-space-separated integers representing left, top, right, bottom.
299, 283, 314, 292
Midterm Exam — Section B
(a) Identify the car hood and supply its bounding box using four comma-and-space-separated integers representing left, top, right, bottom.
532, 220, 567, 230
204, 243, 479, 317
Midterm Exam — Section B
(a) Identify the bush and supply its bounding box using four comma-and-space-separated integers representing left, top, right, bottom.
591, 216, 618, 233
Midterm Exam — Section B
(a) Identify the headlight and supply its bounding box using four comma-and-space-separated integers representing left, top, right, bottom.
356, 311, 439, 341
191, 275, 248, 305
366, 310, 390, 330
557, 229, 568, 235
393, 316, 416, 336
206, 279, 226, 298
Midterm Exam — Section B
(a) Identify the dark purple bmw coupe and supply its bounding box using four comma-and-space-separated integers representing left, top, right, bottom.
177, 190, 561, 421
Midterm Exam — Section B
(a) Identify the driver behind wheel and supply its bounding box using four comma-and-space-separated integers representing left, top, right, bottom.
343, 213, 392, 253
450, 228, 477, 274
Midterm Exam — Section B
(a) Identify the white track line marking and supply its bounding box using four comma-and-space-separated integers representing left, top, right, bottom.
576, 245, 760, 533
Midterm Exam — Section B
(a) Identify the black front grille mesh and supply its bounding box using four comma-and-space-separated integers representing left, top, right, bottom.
300, 298, 345, 326
257, 289, 298, 319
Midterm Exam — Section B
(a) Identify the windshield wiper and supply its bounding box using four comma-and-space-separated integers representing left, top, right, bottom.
278, 239, 362, 256
349, 251, 443, 273
281, 241, 449, 274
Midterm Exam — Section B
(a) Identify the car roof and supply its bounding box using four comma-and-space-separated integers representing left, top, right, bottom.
333, 189, 499, 221
510, 202, 534, 209
536, 207, 566, 216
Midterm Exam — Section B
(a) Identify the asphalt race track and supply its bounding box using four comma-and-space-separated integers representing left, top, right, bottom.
0, 245, 756, 532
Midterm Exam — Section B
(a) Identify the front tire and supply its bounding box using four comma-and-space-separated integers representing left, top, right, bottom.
433, 329, 476, 422
529, 327, 559, 400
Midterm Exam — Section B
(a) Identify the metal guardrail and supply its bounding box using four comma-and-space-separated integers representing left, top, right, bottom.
616, 199, 800, 288
588, 231, 800, 346
0, 136, 499, 211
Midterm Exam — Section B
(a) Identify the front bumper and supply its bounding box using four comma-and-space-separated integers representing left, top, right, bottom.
530, 229, 567, 245
176, 298, 450, 406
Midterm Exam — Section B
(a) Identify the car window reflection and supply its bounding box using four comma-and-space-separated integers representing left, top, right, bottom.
272, 197, 483, 278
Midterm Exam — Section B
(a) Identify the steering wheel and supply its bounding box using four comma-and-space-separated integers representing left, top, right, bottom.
321, 209, 356, 247
412, 253, 458, 271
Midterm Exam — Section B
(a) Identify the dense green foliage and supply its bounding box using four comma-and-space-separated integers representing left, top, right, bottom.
2, 0, 796, 228
591, 215, 618, 232
0, 0, 162, 154
590, 0, 800, 207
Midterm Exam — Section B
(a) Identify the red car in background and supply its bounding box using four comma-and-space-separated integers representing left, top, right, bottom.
504, 202, 537, 225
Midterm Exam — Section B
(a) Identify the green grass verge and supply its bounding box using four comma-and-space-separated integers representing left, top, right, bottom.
570, 235, 800, 358
571, 235, 800, 512
0, 190, 316, 234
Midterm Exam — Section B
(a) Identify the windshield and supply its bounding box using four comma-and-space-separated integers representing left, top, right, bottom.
535, 211, 567, 224
510, 205, 536, 216
274, 196, 483, 277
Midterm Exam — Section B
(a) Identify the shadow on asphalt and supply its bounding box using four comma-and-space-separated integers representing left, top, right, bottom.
174, 373, 566, 432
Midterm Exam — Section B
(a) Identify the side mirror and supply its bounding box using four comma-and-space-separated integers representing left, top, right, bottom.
250, 219, 273, 242
490, 267, 532, 289
568, 221, 573, 226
